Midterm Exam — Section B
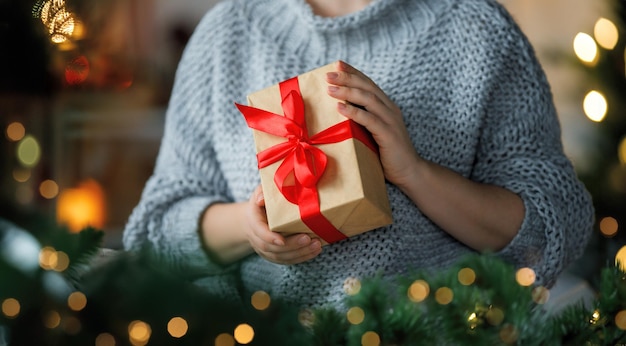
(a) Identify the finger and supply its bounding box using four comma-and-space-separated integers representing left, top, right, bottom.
327, 85, 390, 122
336, 101, 386, 134
263, 238, 322, 264
252, 184, 265, 207
326, 61, 396, 110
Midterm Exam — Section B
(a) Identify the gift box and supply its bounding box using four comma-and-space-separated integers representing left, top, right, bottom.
235, 62, 392, 244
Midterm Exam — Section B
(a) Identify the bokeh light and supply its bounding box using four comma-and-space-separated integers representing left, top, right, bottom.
66, 55, 90, 85
44, 310, 61, 329
458, 267, 476, 285
532, 286, 550, 305
343, 277, 361, 295
68, 291, 87, 311
13, 168, 31, 183
615, 245, 626, 271
346, 307, 365, 325
573, 32, 598, 65
39, 246, 58, 270
618, 136, 626, 165
167, 317, 188, 338
215, 333, 235, 346
2, 298, 20, 318
233, 324, 254, 344
407, 280, 429, 302
95, 333, 116, 346
615, 310, 626, 330
16, 135, 41, 167
251, 290, 271, 310
435, 287, 454, 305
128, 320, 151, 346
515, 268, 536, 286
591, 310, 601, 324
40, 179, 59, 199
361, 331, 381, 346
499, 324, 518, 344
486, 307, 505, 326
583, 90, 608, 122
600, 216, 619, 238
6, 122, 25, 141
594, 17, 619, 50
57, 179, 106, 232
64, 315, 82, 335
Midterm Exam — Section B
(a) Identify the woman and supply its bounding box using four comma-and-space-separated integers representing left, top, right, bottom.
123, 0, 595, 309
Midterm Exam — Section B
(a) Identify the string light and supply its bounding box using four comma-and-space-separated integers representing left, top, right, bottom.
251, 290, 271, 310
361, 331, 381, 346
600, 216, 619, 238
457, 267, 476, 285
128, 320, 151, 346
594, 17, 619, 50
532, 286, 550, 305
2, 298, 20, 318
167, 317, 188, 338
16, 135, 41, 168
614, 246, 626, 271
95, 333, 116, 346
40, 179, 59, 199
515, 268, 536, 286
6, 122, 25, 141
618, 136, 626, 165
233, 324, 254, 344
583, 90, 608, 122
346, 307, 365, 325
215, 333, 235, 346
615, 311, 626, 330
573, 32, 598, 65
407, 280, 429, 302
67, 291, 87, 311
434, 287, 454, 305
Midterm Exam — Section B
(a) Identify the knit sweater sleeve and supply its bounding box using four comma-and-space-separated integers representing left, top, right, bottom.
466, 2, 594, 287
122, 3, 239, 280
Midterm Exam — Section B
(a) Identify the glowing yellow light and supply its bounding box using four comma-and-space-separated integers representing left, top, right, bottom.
458, 267, 476, 285
68, 291, 87, 311
594, 18, 619, 50
6, 122, 25, 141
515, 268, 536, 286
343, 277, 362, 295
251, 290, 271, 310
17, 135, 41, 167
346, 307, 365, 325
57, 179, 106, 232
573, 32, 598, 65
233, 324, 254, 344
298, 309, 315, 328
499, 324, 518, 344
467, 312, 478, 326
2, 298, 20, 318
40, 179, 59, 199
167, 317, 188, 338
615, 310, 626, 330
435, 287, 454, 305
583, 90, 608, 122
618, 136, 626, 165
128, 320, 151, 346
361, 331, 381, 346
532, 286, 550, 305
591, 310, 601, 324
615, 246, 626, 272
600, 216, 619, 237
486, 307, 505, 326
95, 333, 116, 346
13, 168, 31, 182
53, 250, 70, 271
215, 333, 235, 346
39, 246, 58, 270
44, 310, 61, 329
64, 315, 82, 335
407, 280, 429, 302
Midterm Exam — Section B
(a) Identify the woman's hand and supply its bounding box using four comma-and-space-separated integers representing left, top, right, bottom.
244, 185, 322, 264
325, 60, 421, 190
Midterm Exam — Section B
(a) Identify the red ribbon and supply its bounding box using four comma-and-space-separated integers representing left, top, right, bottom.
235, 77, 378, 244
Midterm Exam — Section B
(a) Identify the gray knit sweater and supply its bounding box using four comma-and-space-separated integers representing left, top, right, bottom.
123, 0, 595, 309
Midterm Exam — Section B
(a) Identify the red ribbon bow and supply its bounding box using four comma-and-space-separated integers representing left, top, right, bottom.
236, 77, 377, 244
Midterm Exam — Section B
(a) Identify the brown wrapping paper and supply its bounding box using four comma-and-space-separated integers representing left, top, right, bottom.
245, 62, 392, 243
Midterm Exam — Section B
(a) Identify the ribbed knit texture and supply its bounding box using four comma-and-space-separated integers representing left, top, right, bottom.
123, 0, 595, 309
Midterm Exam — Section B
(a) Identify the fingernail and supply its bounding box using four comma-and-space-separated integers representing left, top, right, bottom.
328, 85, 339, 93
298, 235, 310, 245
310, 240, 321, 250
256, 192, 264, 203
327, 72, 338, 80
273, 239, 285, 246
337, 102, 348, 111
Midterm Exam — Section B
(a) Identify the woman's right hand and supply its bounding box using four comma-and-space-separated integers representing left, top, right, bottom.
244, 185, 323, 264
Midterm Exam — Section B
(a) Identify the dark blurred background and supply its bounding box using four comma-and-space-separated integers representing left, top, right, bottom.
1, 0, 625, 289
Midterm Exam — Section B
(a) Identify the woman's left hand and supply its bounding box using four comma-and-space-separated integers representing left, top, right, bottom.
325, 60, 420, 189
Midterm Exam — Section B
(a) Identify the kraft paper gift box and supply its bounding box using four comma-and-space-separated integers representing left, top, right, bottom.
236, 62, 392, 244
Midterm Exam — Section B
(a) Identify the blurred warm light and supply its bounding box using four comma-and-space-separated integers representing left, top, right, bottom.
616, 311, 626, 330
39, 246, 58, 270
64, 315, 82, 335
13, 168, 31, 183
583, 90, 608, 122
407, 280, 429, 302
251, 290, 271, 310
347, 307, 365, 325
361, 331, 381, 346
54, 250, 70, 271
435, 287, 454, 305
619, 136, 626, 165
39, 0, 76, 44
457, 267, 476, 285
591, 310, 601, 324
600, 216, 619, 237
486, 307, 505, 326
2, 298, 20, 318
532, 286, 550, 305
65, 55, 90, 85
167, 317, 188, 338
615, 246, 626, 271
95, 333, 116, 346
44, 310, 61, 329
573, 32, 598, 65
6, 122, 25, 141
515, 268, 536, 286
594, 18, 619, 50
128, 320, 151, 346
68, 291, 87, 311
233, 324, 254, 344
57, 179, 106, 232
343, 277, 361, 295
40, 179, 59, 199
17, 135, 41, 167
499, 324, 518, 344
215, 333, 235, 346
15, 185, 34, 205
